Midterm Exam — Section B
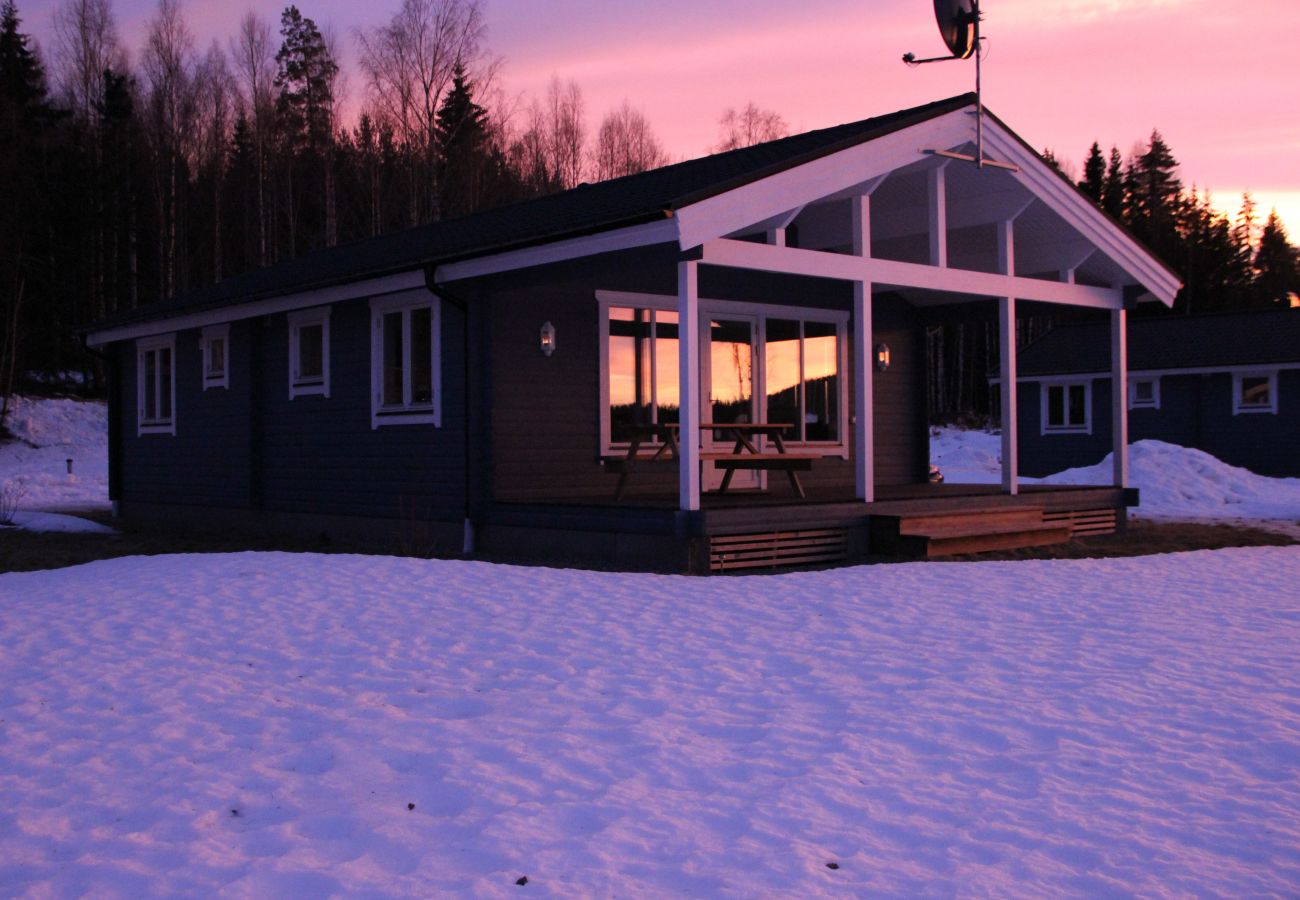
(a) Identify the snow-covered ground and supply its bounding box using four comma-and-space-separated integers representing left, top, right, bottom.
1, 394, 108, 514
931, 427, 1300, 532
1, 550, 1298, 895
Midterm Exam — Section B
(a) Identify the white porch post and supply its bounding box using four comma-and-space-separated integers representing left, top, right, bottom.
678, 260, 701, 511
928, 162, 949, 267
1111, 307, 1129, 487
851, 193, 874, 502
997, 218, 1018, 495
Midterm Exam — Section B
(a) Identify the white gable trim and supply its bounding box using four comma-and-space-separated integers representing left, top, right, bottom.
87, 271, 428, 347
674, 109, 974, 251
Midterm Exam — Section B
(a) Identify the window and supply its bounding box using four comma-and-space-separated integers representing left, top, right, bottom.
597, 293, 848, 455
137, 334, 176, 435
1233, 371, 1277, 414
288, 307, 330, 399
764, 318, 840, 443
1128, 377, 1159, 410
371, 293, 440, 427
200, 324, 229, 390
1042, 381, 1090, 434
605, 307, 680, 444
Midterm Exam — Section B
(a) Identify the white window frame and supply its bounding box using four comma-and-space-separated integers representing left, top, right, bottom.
1232, 370, 1278, 415
200, 324, 229, 390
288, 307, 331, 399
1128, 376, 1159, 410
596, 290, 849, 458
137, 333, 176, 436
1040, 378, 1092, 435
370, 292, 441, 428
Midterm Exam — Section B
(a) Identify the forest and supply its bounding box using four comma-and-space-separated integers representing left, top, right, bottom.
1, 0, 1296, 425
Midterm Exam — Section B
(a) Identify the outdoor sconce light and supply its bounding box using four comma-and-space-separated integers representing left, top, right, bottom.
875, 342, 891, 372
540, 321, 556, 357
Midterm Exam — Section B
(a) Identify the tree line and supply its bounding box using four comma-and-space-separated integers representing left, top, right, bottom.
1, 0, 792, 418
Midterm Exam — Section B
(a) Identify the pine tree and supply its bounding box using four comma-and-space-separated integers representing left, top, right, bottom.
435, 63, 491, 220
1253, 210, 1298, 307
1102, 146, 1125, 220
1079, 141, 1105, 204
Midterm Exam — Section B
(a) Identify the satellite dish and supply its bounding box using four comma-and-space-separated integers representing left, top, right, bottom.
934, 0, 978, 59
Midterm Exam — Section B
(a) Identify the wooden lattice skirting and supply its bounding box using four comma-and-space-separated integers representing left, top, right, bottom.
709, 528, 849, 572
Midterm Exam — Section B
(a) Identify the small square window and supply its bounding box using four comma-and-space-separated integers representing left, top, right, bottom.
201, 324, 229, 390
1129, 377, 1159, 410
1233, 372, 1277, 414
288, 308, 330, 399
1042, 381, 1091, 434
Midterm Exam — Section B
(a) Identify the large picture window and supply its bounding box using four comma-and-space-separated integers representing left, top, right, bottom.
764, 318, 840, 443
288, 307, 330, 399
1042, 381, 1091, 434
371, 294, 440, 427
137, 334, 176, 435
606, 307, 679, 444
598, 293, 847, 455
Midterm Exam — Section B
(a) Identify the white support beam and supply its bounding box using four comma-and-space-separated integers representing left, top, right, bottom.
1111, 308, 1129, 488
698, 238, 1126, 309
766, 227, 787, 247
999, 297, 1018, 495
851, 193, 873, 502
678, 260, 701, 511
928, 162, 949, 268
997, 217, 1018, 495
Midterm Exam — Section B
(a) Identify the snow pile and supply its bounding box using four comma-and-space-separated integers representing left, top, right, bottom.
1, 550, 1298, 894
931, 427, 1300, 524
1, 395, 108, 511
1, 511, 116, 534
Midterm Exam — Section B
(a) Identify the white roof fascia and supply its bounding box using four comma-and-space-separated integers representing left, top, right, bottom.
995, 362, 1300, 384
978, 123, 1181, 305
700, 238, 1124, 309
86, 270, 427, 346
674, 108, 975, 251
434, 217, 679, 284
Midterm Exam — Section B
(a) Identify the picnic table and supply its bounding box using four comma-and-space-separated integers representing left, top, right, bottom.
605, 422, 818, 500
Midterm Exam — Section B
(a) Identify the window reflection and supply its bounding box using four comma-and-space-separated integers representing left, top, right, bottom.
608, 307, 678, 443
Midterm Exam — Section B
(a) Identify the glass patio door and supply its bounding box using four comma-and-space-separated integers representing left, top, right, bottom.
702, 315, 760, 491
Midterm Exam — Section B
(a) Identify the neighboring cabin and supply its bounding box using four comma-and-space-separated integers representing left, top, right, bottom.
85, 93, 1180, 572
1009, 309, 1300, 477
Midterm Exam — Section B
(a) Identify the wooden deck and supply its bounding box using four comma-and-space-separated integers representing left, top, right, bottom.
480, 482, 1136, 572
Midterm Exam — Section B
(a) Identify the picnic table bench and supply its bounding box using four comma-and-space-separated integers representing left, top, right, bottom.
604, 422, 818, 500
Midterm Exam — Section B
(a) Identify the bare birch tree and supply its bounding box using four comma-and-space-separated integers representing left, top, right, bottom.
52, 0, 124, 122
195, 41, 233, 280
141, 0, 195, 298
357, 0, 486, 223
544, 76, 584, 189
230, 10, 274, 264
714, 102, 787, 152
592, 100, 666, 182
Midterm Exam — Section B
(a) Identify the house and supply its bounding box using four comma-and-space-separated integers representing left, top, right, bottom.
1008, 309, 1300, 478
84, 93, 1180, 572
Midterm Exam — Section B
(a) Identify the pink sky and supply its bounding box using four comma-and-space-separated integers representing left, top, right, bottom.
24, 0, 1300, 235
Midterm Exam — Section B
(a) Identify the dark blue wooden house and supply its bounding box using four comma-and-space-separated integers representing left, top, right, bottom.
86, 94, 1180, 571
1009, 309, 1300, 478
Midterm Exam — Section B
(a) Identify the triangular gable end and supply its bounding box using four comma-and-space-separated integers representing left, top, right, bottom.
672, 102, 1180, 308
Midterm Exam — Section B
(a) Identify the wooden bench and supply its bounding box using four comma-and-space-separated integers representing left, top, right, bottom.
700, 451, 819, 498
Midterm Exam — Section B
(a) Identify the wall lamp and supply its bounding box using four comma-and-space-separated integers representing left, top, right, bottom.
540, 321, 556, 357
875, 342, 891, 372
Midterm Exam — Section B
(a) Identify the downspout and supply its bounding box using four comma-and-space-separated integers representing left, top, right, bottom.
423, 268, 476, 556
80, 335, 122, 518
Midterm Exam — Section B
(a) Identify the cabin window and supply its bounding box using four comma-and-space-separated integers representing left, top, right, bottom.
1128, 377, 1159, 410
605, 307, 679, 444
764, 318, 840, 443
200, 324, 229, 390
1233, 371, 1277, 414
288, 307, 330, 399
137, 334, 176, 435
370, 293, 440, 427
1042, 381, 1090, 434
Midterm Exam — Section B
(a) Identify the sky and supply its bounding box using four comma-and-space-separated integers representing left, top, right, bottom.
22, 0, 1300, 236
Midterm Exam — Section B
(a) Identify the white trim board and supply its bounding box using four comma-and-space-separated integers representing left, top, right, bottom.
997, 362, 1300, 384
87, 271, 428, 346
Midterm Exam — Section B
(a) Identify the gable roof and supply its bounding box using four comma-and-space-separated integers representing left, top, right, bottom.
1015, 309, 1300, 376
88, 94, 978, 335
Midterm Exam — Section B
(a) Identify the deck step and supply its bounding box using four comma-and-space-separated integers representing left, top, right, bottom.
907, 522, 1073, 558
710, 528, 848, 572
871, 504, 1076, 558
